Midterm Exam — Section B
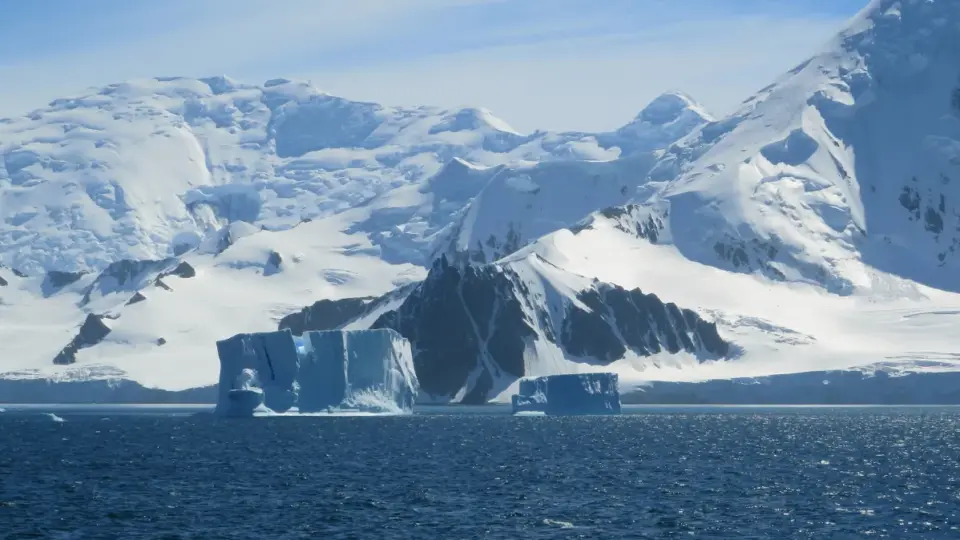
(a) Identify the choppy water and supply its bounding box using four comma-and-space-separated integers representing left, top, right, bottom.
1, 406, 959, 539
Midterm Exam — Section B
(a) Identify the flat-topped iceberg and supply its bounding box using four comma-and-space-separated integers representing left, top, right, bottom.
215, 328, 417, 416
512, 373, 621, 415
298, 329, 418, 413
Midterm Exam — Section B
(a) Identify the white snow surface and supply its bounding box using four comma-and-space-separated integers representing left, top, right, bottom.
0, 77, 709, 274
5, 0, 960, 400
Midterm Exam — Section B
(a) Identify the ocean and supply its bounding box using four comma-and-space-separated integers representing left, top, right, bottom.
1, 405, 958, 539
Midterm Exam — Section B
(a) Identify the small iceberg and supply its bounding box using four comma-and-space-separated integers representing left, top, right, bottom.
46, 413, 66, 423
512, 373, 622, 415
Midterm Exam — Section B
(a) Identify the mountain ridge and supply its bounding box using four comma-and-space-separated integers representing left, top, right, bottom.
0, 77, 712, 274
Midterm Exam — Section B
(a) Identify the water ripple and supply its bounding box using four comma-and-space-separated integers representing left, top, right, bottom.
1, 410, 959, 538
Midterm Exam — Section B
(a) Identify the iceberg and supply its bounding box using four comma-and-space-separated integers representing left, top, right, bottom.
511, 373, 622, 415
215, 328, 417, 415
214, 329, 300, 414
298, 329, 417, 413
223, 369, 267, 417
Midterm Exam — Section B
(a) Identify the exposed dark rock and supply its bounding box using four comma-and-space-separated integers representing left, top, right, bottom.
45, 270, 85, 288
161, 261, 196, 279
80, 258, 177, 306
156, 337, 167, 346
42, 270, 87, 296
278, 297, 375, 335
264, 251, 282, 276
0, 275, 6, 287
126, 292, 147, 305
712, 236, 787, 281
11, 268, 27, 278
899, 185, 921, 219
53, 314, 112, 365
371, 256, 728, 403
573, 204, 667, 242
154, 278, 172, 291
925, 207, 944, 234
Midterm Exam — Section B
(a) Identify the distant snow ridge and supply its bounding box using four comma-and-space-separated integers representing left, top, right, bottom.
0, 77, 711, 274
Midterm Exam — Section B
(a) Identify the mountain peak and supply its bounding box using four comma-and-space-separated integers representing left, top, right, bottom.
635, 91, 713, 126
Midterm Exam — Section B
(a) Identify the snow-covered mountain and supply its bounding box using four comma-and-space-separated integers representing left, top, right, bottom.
5, 0, 960, 404
0, 76, 711, 400
650, 0, 960, 295
0, 77, 709, 274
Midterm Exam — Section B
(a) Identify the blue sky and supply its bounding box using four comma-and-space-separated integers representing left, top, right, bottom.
0, 0, 867, 131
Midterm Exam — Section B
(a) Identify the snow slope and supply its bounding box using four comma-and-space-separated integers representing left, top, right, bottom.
648, 0, 960, 294
0, 213, 423, 391
0, 78, 710, 274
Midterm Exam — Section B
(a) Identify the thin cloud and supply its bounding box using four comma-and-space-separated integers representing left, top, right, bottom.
0, 0, 855, 132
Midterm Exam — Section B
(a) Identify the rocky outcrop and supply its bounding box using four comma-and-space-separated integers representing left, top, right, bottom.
161, 261, 196, 279
53, 314, 112, 365
278, 297, 375, 335
264, 251, 282, 276
80, 258, 178, 306
42, 270, 87, 296
371, 256, 729, 403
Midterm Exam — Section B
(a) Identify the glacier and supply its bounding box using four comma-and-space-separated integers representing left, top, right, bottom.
215, 328, 417, 415
512, 373, 622, 415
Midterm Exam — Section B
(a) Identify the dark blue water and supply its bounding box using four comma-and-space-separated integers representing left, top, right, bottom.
2, 406, 959, 539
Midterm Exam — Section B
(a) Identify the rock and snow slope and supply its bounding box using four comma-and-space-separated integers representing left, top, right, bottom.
5, 0, 960, 403
0, 81, 710, 401
650, 0, 960, 295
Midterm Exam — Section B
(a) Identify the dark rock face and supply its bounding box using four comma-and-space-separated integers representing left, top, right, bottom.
264, 251, 283, 276
53, 314, 112, 365
161, 262, 196, 279
42, 270, 86, 296
573, 204, 668, 243
126, 292, 147, 306
372, 257, 537, 403
80, 258, 177, 306
372, 256, 728, 403
0, 275, 6, 287
278, 297, 375, 335
563, 285, 727, 360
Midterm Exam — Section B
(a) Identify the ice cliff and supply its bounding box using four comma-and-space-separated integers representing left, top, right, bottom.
215, 328, 417, 415
512, 373, 621, 415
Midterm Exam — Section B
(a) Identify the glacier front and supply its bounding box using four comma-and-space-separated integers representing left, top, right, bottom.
512, 373, 622, 415
215, 328, 417, 415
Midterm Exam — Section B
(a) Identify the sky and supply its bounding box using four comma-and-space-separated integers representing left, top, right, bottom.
0, 0, 868, 132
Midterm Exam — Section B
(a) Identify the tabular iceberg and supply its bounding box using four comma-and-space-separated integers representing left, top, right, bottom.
215, 328, 417, 415
299, 329, 418, 413
512, 373, 622, 415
